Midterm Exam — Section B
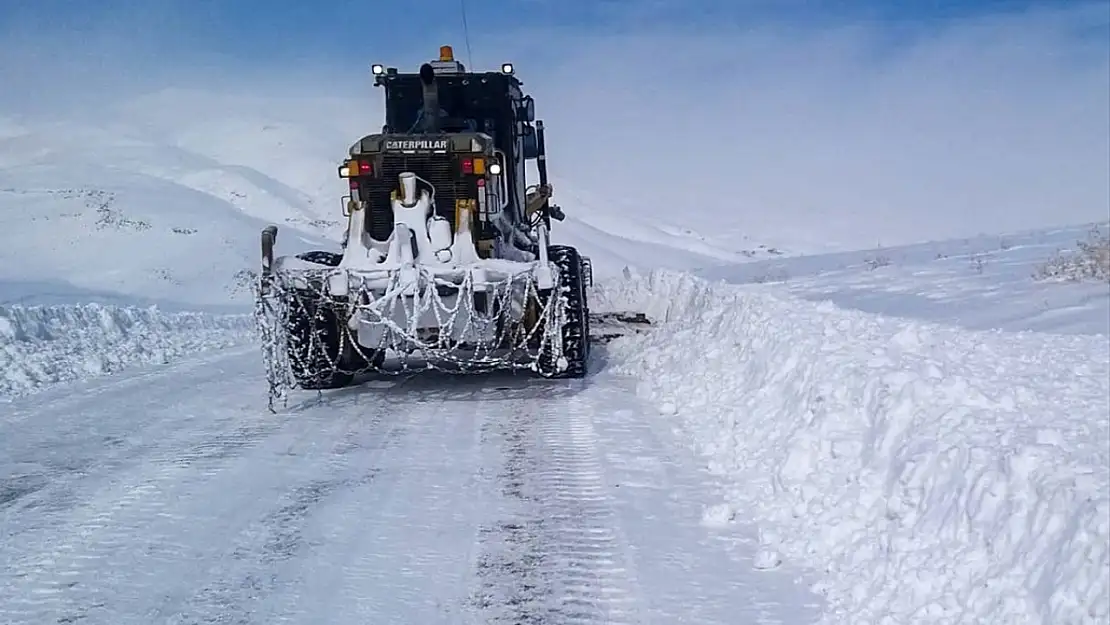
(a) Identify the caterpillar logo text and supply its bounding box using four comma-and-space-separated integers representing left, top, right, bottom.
384, 139, 449, 151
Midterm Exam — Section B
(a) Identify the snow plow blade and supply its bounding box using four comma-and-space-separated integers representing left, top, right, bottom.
589, 311, 651, 344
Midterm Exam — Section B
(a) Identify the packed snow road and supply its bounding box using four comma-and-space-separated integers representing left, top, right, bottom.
0, 345, 820, 624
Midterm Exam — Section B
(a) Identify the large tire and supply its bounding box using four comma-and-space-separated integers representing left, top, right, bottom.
284, 251, 384, 389
536, 245, 590, 378
285, 294, 358, 390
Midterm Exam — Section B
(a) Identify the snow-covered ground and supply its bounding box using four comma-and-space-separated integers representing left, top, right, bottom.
1, 90, 1108, 624
2, 215, 1105, 623
593, 262, 1109, 624
0, 346, 826, 624
584, 223, 1110, 624
697, 222, 1110, 335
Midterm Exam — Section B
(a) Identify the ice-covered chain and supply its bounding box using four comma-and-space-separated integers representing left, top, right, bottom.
253, 264, 566, 409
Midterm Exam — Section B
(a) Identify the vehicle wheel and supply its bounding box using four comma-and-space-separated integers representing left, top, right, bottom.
284, 293, 355, 390
536, 245, 590, 378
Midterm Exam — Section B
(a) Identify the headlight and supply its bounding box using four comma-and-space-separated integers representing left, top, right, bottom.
500, 63, 514, 75
338, 165, 351, 178
489, 163, 502, 175
371, 64, 385, 75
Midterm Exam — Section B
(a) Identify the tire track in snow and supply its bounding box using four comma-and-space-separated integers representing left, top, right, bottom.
163, 394, 399, 625
249, 378, 496, 624
533, 405, 644, 624
471, 370, 824, 625
472, 380, 645, 624
471, 404, 549, 624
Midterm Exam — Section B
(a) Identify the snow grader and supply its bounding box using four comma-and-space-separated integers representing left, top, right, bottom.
254, 46, 594, 399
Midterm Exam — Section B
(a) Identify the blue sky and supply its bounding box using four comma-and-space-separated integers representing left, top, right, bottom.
3, 0, 1104, 70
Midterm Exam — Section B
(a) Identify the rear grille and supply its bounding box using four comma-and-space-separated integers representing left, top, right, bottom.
361, 155, 465, 241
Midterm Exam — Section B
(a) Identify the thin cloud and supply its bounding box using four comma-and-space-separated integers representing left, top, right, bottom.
513, 4, 1110, 248
1, 2, 1106, 250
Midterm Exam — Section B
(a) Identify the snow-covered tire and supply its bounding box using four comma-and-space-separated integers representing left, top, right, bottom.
284, 294, 359, 390
282, 251, 386, 389
537, 245, 590, 378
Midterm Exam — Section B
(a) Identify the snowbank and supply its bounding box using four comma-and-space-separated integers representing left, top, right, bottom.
0, 303, 253, 400
595, 270, 1110, 625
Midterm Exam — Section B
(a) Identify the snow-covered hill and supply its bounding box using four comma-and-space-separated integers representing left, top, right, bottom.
698, 222, 1110, 335
0, 96, 784, 310
0, 111, 347, 311
0, 167, 330, 311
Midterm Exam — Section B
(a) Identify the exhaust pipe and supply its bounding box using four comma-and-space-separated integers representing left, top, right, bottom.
261, 225, 277, 274
419, 63, 440, 133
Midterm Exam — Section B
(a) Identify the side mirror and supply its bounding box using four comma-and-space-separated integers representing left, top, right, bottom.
518, 96, 535, 122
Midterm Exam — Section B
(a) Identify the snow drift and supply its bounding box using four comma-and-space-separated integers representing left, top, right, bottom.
0, 304, 252, 400
595, 270, 1110, 625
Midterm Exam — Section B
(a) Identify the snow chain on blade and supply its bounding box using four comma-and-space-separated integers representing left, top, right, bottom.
252, 264, 568, 410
